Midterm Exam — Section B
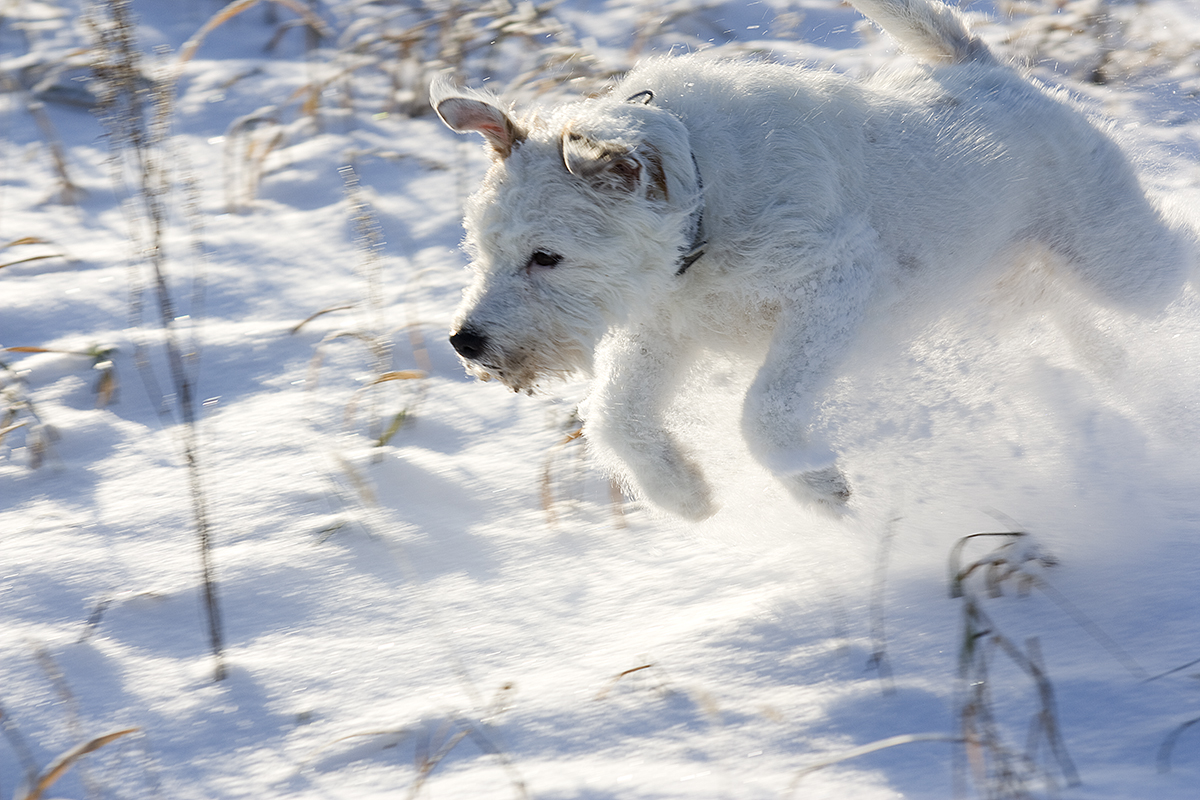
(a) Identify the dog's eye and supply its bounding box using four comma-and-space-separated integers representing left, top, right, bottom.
527, 250, 562, 270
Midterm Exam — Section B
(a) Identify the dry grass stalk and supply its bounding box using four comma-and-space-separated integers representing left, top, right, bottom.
14, 727, 139, 800
0, 66, 84, 204
221, 105, 285, 212
407, 723, 471, 799
0, 235, 70, 270
31, 646, 105, 798
344, 369, 425, 439
1159, 716, 1200, 774
950, 531, 1080, 798
0, 241, 81, 458
333, 0, 611, 120
540, 411, 625, 528
787, 733, 964, 796
0, 351, 70, 466
0, 700, 41, 788
0, 253, 66, 270
88, 0, 225, 681
1149, 653, 1200, 773
301, 685, 525, 798
25, 97, 85, 204
291, 305, 356, 335
177, 0, 334, 66
593, 663, 655, 701
540, 423, 584, 527
1, 237, 70, 272
2, 345, 118, 409
295, 167, 424, 448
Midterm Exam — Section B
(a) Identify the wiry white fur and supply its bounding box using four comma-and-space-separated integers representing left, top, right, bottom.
852, 0, 991, 63
438, 0, 1197, 520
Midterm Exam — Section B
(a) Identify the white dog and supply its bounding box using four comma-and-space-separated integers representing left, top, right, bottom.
434, 0, 1194, 520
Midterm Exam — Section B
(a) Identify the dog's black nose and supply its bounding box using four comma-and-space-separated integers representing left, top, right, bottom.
449, 327, 488, 361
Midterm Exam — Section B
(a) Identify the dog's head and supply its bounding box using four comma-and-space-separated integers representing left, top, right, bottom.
434, 83, 702, 392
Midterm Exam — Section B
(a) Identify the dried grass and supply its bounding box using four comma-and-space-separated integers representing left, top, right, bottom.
87, 0, 226, 681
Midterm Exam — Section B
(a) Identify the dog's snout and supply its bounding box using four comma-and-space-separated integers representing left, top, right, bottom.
450, 327, 488, 361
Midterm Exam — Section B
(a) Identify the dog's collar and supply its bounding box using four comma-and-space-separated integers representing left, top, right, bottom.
676, 213, 705, 275
677, 154, 706, 276
627, 91, 705, 277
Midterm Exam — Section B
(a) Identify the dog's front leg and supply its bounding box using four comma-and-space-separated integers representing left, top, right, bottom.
581, 330, 714, 520
742, 268, 873, 512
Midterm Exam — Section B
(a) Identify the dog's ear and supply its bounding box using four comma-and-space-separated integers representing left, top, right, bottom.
562, 131, 668, 201
436, 96, 525, 159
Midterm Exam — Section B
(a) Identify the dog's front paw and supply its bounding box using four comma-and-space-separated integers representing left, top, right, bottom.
782, 464, 851, 515
584, 411, 717, 520
633, 453, 717, 521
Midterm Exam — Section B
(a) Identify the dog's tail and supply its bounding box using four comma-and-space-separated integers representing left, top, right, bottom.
849, 0, 994, 65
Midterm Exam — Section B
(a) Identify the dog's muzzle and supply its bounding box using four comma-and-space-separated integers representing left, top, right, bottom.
449, 327, 488, 361
449, 325, 530, 391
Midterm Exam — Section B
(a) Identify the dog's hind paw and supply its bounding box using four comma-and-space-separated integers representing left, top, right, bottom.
784, 465, 851, 514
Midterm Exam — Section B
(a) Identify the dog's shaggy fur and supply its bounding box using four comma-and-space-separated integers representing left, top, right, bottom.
435, 0, 1195, 520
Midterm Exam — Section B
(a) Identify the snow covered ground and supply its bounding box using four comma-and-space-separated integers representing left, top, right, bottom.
3, 1, 1200, 797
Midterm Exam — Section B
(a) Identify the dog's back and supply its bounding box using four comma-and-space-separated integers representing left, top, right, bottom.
846, 0, 1195, 312
638, 0, 1195, 316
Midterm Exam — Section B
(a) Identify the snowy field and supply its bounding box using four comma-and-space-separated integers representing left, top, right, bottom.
3, 1, 1200, 797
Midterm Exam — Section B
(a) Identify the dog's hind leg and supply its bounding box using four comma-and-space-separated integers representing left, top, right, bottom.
582, 328, 715, 520
741, 257, 879, 512
1037, 138, 1195, 315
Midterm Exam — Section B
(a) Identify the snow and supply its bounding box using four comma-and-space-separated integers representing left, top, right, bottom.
2, 1, 1200, 798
